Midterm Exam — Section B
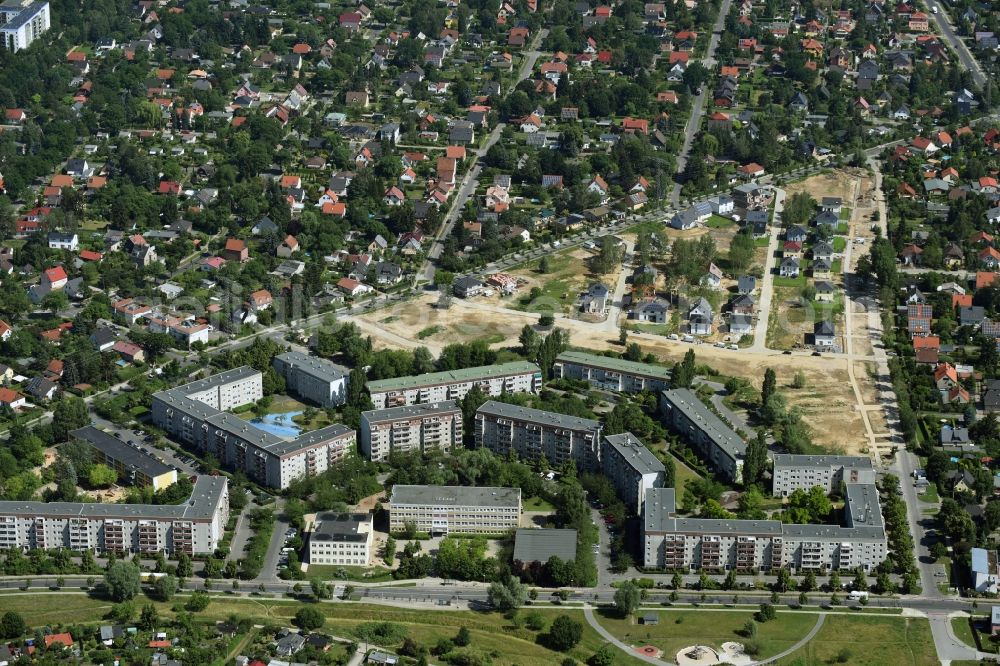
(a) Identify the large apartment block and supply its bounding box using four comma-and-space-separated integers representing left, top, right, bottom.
307, 512, 373, 566
0, 476, 229, 555
554, 351, 672, 393
642, 485, 887, 573
601, 433, 665, 511
388, 485, 521, 535
0, 1, 49, 52
272, 351, 348, 407
771, 455, 877, 497
360, 401, 462, 461
367, 362, 542, 409
72, 426, 177, 492
151, 367, 356, 489
475, 400, 603, 471
659, 388, 745, 482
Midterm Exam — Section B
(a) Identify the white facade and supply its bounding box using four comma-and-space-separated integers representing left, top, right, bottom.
152, 367, 357, 488
0, 476, 228, 555
0, 1, 50, 52
367, 362, 542, 409
601, 433, 665, 511
272, 351, 348, 407
47, 233, 79, 251
642, 485, 888, 573
475, 400, 603, 471
360, 401, 462, 461
553, 351, 672, 394
388, 485, 521, 535
771, 454, 877, 497
308, 512, 373, 566
973, 548, 999, 593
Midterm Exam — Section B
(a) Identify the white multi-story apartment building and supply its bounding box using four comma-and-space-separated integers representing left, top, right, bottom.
659, 388, 745, 482
0, 476, 228, 555
151, 367, 356, 488
771, 454, 877, 497
367, 362, 542, 409
553, 351, 672, 393
642, 484, 887, 573
307, 512, 373, 566
388, 485, 521, 535
601, 433, 665, 511
0, 1, 49, 52
360, 401, 462, 461
475, 400, 603, 471
272, 351, 348, 407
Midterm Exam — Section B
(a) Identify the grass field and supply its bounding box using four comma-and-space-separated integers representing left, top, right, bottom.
918, 482, 939, 503
774, 614, 937, 665
951, 617, 977, 648
706, 214, 736, 229
523, 496, 556, 512
594, 608, 816, 662
0, 595, 648, 666
667, 452, 703, 493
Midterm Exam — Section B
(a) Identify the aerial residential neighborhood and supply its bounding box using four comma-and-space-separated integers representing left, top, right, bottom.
0, 0, 999, 663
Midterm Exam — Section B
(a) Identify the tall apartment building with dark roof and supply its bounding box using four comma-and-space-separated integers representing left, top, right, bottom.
272, 351, 348, 407
151, 367, 355, 488
474, 400, 603, 471
367, 362, 541, 409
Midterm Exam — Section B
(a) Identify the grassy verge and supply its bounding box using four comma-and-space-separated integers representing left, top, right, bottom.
524, 496, 556, 512
918, 482, 939, 503
776, 613, 937, 665
593, 608, 815, 662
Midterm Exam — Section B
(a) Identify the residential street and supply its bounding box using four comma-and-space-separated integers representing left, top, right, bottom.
749, 188, 784, 352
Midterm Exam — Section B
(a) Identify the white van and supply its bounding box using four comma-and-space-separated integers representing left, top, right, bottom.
847, 590, 868, 601
682, 334, 695, 343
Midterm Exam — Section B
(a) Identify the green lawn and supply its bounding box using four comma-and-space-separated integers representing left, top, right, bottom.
832, 237, 846, 253
706, 214, 736, 228
306, 565, 395, 582
775, 614, 938, 666
667, 451, 703, 492
594, 608, 816, 662
918, 482, 939, 503
951, 617, 977, 649
524, 496, 556, 512
839, 207, 852, 221
0, 595, 649, 666
628, 321, 678, 336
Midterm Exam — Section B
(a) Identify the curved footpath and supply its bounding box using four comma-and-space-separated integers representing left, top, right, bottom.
582, 605, 825, 666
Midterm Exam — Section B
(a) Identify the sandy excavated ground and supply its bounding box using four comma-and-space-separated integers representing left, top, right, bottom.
355, 294, 868, 454
784, 169, 860, 203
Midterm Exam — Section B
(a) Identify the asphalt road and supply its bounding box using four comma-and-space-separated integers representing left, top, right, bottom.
925, 0, 986, 88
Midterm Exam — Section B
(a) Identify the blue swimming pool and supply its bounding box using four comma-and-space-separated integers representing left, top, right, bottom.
251, 411, 303, 438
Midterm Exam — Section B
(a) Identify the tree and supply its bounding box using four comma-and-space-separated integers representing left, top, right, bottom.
139, 604, 159, 631
547, 615, 583, 651
761, 368, 777, 406
673, 349, 697, 388
519, 325, 540, 357
153, 575, 177, 601
454, 626, 471, 647
295, 607, 326, 631
755, 603, 776, 622
743, 430, 768, 488
589, 644, 616, 666
671, 572, 683, 590
613, 581, 640, 617
0, 612, 25, 639
88, 464, 117, 488
488, 576, 528, 611
104, 561, 140, 602
384, 536, 397, 566
801, 570, 817, 593
186, 590, 210, 612
775, 567, 792, 593
539, 312, 555, 327
539, 256, 551, 273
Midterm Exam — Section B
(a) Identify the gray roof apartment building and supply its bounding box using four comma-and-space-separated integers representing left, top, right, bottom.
553, 350, 672, 394
388, 485, 521, 535
71, 426, 178, 492
475, 400, 603, 471
0, 476, 228, 555
360, 401, 463, 461
642, 484, 887, 573
367, 362, 542, 409
771, 454, 876, 497
659, 389, 745, 482
601, 433, 665, 511
151, 367, 356, 489
272, 351, 348, 407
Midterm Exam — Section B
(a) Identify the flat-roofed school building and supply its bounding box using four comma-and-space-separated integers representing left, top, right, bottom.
388, 485, 521, 535
71, 426, 178, 491
307, 512, 373, 566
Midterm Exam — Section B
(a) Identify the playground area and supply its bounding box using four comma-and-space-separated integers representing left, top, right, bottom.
675, 642, 751, 666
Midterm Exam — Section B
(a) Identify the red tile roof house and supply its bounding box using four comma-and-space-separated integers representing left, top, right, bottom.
43, 633, 74, 649
0, 319, 11, 341
913, 335, 940, 364
221, 238, 249, 263
337, 277, 372, 297
43, 266, 69, 290
112, 340, 145, 363
0, 388, 26, 409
